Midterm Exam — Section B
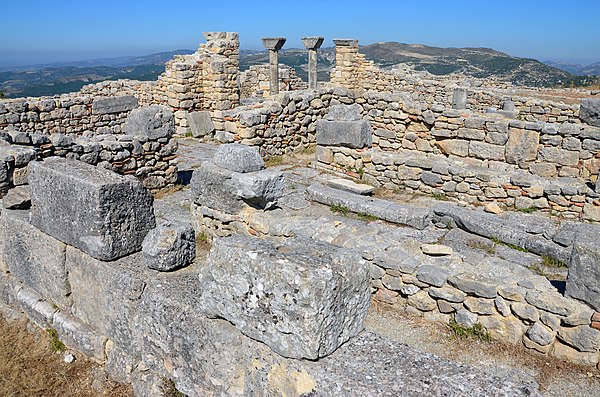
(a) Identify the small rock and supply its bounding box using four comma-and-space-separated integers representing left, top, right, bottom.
484, 202, 503, 214
2, 186, 31, 209
455, 309, 478, 328
421, 244, 453, 256
64, 353, 75, 364
399, 284, 420, 296
142, 222, 196, 271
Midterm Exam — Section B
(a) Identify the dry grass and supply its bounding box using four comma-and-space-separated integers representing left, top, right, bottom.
152, 183, 185, 199
0, 315, 133, 397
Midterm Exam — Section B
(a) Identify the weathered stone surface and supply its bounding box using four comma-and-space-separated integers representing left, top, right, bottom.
429, 285, 466, 303
566, 226, 600, 311
142, 222, 196, 271
451, 88, 467, 110
407, 290, 437, 311
525, 290, 585, 317
317, 120, 372, 149
232, 170, 286, 209
448, 273, 497, 298
505, 129, 539, 164
328, 178, 374, 195
325, 104, 362, 121
2, 185, 30, 209
464, 297, 497, 315
0, 209, 69, 308
92, 95, 138, 115
558, 325, 600, 352
29, 158, 155, 261
213, 143, 264, 173
552, 342, 600, 366
527, 322, 555, 346
200, 235, 370, 359
53, 311, 106, 360
307, 183, 432, 229
416, 264, 450, 287
580, 98, 600, 127
455, 309, 478, 328
124, 105, 175, 139
420, 244, 453, 256
511, 301, 540, 322
436, 139, 469, 157
66, 246, 148, 353
186, 111, 215, 137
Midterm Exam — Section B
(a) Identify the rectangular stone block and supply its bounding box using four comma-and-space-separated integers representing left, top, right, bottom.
316, 119, 372, 149
187, 111, 215, 137
0, 209, 70, 308
28, 158, 155, 261
566, 224, 600, 311
200, 235, 371, 359
66, 246, 148, 353
92, 95, 138, 115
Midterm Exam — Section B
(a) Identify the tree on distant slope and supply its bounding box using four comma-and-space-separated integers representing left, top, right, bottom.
0, 90, 4, 98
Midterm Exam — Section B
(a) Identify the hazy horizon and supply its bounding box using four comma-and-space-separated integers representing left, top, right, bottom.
1, 0, 599, 68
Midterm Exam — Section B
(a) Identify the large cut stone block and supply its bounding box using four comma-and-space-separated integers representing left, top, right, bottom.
187, 111, 215, 137
451, 88, 467, 110
190, 161, 285, 212
316, 119, 372, 149
124, 105, 174, 139
566, 224, 600, 311
0, 209, 70, 308
66, 246, 149, 353
200, 235, 371, 359
28, 157, 155, 261
580, 98, 600, 127
92, 95, 138, 115
213, 143, 264, 173
505, 128, 539, 164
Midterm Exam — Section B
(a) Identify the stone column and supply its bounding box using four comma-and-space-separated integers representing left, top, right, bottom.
261, 37, 287, 95
331, 39, 359, 89
302, 37, 324, 90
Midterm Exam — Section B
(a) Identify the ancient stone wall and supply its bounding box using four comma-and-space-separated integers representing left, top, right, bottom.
240, 64, 307, 98
0, 94, 138, 135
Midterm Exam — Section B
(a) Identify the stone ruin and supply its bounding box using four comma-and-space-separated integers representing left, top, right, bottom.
1, 31, 600, 396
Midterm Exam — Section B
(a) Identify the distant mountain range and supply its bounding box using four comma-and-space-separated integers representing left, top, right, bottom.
543, 60, 600, 76
1, 44, 598, 98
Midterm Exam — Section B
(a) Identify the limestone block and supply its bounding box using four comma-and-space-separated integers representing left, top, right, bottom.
0, 209, 70, 308
29, 157, 155, 261
580, 98, 600, 127
92, 95, 138, 115
53, 311, 106, 361
200, 235, 370, 359
558, 325, 600, 352
436, 139, 469, 157
190, 161, 284, 213
186, 111, 215, 138
124, 105, 175, 139
66, 246, 148, 353
505, 129, 539, 164
213, 143, 264, 173
451, 88, 467, 110
325, 104, 362, 121
2, 185, 30, 209
142, 222, 196, 271
327, 178, 374, 195
566, 225, 600, 311
316, 119, 372, 149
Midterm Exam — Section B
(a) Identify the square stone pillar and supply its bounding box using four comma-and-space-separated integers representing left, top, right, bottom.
261, 37, 286, 95
331, 39, 359, 89
302, 36, 324, 90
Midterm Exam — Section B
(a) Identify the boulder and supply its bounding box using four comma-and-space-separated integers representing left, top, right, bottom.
580, 98, 600, 127
124, 105, 174, 139
199, 235, 370, 359
142, 222, 196, 271
213, 143, 264, 173
28, 157, 155, 261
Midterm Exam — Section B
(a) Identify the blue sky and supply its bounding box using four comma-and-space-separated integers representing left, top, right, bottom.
1, 0, 599, 66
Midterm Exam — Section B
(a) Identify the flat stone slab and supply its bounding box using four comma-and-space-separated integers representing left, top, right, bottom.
328, 178, 374, 195
186, 111, 215, 138
306, 183, 432, 229
200, 235, 371, 359
28, 157, 155, 261
316, 119, 372, 149
92, 95, 138, 115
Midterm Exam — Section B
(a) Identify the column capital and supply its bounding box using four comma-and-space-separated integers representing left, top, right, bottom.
261, 37, 287, 51
333, 39, 358, 48
301, 36, 324, 50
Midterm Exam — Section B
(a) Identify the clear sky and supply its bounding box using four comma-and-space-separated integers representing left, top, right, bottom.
1, 0, 599, 66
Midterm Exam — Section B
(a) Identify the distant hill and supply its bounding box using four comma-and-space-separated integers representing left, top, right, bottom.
3, 44, 599, 98
239, 43, 598, 88
0, 50, 194, 97
544, 60, 600, 76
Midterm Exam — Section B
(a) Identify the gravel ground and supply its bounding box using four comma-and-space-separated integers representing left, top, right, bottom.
366, 305, 600, 397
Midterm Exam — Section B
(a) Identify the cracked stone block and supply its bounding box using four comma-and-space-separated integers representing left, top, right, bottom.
29, 157, 155, 261
124, 105, 175, 140
187, 111, 215, 137
199, 235, 371, 359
